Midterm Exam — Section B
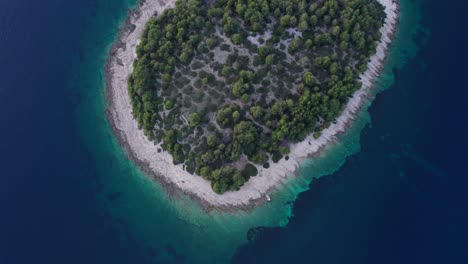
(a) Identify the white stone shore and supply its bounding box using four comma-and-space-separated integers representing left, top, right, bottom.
106, 0, 399, 209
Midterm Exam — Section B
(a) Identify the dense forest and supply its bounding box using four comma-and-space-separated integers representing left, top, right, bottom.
128, 0, 385, 193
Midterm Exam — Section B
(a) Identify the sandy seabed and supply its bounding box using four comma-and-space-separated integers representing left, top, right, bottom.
106, 0, 400, 210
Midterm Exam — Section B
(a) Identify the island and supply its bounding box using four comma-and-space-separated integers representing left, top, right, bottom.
106, 0, 399, 210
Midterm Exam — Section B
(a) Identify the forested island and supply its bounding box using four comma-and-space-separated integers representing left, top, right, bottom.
127, 0, 385, 194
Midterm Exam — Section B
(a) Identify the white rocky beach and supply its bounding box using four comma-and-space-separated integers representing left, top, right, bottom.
106, 0, 400, 210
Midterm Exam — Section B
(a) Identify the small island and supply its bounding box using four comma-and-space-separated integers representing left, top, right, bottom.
106, 0, 398, 210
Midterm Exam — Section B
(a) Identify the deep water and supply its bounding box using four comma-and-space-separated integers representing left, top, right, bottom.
0, 0, 467, 263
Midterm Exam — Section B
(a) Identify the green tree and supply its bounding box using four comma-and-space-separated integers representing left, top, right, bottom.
164, 99, 173, 109
241, 94, 250, 104
265, 54, 274, 65
232, 79, 249, 97
280, 15, 291, 27
232, 33, 244, 45
250, 106, 264, 120
303, 72, 315, 87
289, 38, 302, 53
221, 65, 232, 77
188, 113, 200, 127
299, 20, 309, 32
233, 121, 260, 156
330, 62, 339, 75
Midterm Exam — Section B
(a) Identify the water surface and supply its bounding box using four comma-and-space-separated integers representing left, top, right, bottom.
1, 0, 467, 263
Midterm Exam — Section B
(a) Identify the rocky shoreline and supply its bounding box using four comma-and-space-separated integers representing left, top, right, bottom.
105, 0, 400, 212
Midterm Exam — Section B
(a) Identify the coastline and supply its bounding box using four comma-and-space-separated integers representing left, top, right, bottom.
105, 0, 400, 211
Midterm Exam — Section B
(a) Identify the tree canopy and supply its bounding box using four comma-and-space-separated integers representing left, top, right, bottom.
128, 0, 386, 193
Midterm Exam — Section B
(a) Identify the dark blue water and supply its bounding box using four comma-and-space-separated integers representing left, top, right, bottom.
0, 0, 467, 263
234, 1, 468, 263
0, 0, 150, 263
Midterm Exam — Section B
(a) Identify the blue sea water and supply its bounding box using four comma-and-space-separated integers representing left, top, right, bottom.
0, 0, 467, 263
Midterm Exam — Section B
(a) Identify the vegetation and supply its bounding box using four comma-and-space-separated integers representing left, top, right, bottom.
128, 0, 385, 193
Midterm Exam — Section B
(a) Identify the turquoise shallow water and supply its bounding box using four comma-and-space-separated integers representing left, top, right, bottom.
70, 0, 424, 262
3, 0, 468, 263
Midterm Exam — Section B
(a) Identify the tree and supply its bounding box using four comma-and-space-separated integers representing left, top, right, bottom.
207, 134, 218, 148
329, 62, 339, 75
232, 33, 244, 45
164, 99, 173, 109
210, 166, 245, 193
280, 15, 291, 27
233, 121, 260, 156
223, 17, 238, 35
188, 113, 200, 127
232, 110, 240, 123
299, 20, 309, 32
250, 152, 268, 164
331, 26, 340, 36
216, 105, 240, 128
265, 54, 274, 65
201, 151, 214, 164
310, 15, 318, 27
208, 7, 222, 18
250, 106, 264, 120
239, 70, 254, 81
258, 46, 270, 57
205, 38, 216, 48
315, 56, 331, 68
199, 166, 212, 179
272, 99, 293, 116
303, 72, 315, 87
300, 56, 310, 68
252, 22, 262, 32
221, 65, 232, 77
289, 38, 302, 53
241, 94, 250, 104
232, 79, 249, 97
289, 16, 297, 27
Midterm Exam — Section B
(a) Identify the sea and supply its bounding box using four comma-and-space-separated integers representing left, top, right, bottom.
0, 0, 467, 263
